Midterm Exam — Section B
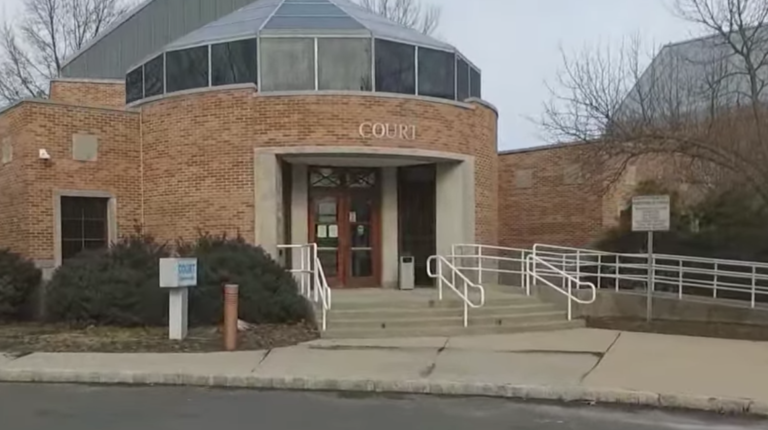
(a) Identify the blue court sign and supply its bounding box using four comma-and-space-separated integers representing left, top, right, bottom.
159, 258, 198, 288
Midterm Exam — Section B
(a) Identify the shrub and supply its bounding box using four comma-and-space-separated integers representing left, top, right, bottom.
180, 234, 313, 326
46, 234, 170, 326
46, 231, 312, 327
0, 249, 42, 321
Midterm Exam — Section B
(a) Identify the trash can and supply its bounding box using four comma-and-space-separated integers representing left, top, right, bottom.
399, 256, 415, 290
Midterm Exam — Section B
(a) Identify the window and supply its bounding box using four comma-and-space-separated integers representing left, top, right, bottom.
469, 66, 482, 99
563, 164, 583, 185
143, 54, 165, 98
166, 46, 209, 93
260, 38, 315, 91
60, 197, 109, 260
515, 169, 533, 189
72, 134, 98, 162
418, 47, 455, 100
624, 166, 638, 185
310, 167, 342, 188
126, 66, 144, 103
375, 39, 415, 94
211, 39, 258, 87
317, 38, 372, 91
456, 57, 470, 101
1, 138, 11, 164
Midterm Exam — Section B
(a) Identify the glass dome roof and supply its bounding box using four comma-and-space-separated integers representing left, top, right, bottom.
163, 0, 454, 52
125, 0, 482, 105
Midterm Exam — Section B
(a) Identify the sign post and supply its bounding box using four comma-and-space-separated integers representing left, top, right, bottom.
159, 258, 198, 340
631, 195, 670, 323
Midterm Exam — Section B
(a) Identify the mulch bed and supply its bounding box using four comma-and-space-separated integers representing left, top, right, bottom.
586, 317, 768, 341
0, 322, 319, 354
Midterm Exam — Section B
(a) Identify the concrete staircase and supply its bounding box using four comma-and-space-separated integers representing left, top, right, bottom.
320, 286, 584, 339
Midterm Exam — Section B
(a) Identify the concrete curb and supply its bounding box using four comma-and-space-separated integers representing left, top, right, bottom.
0, 368, 764, 417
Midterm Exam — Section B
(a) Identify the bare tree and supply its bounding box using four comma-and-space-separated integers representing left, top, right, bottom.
0, 0, 131, 104
356, 0, 441, 35
542, 0, 768, 202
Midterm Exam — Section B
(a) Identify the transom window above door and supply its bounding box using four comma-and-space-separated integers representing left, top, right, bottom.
309, 167, 377, 189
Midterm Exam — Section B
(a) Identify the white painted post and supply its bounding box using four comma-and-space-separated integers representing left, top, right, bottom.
313, 245, 319, 303
463, 279, 468, 327
646, 231, 654, 323
713, 263, 718, 299
478, 246, 483, 285
567, 277, 572, 321
597, 254, 602, 290
576, 249, 581, 290
751, 266, 757, 308
437, 257, 443, 301
300, 246, 307, 296
678, 260, 683, 299
615, 255, 620, 291
561, 254, 566, 290
520, 250, 526, 290
160, 258, 197, 341
168, 288, 189, 340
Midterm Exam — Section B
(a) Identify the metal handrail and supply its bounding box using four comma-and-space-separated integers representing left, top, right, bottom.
451, 244, 531, 287
525, 254, 597, 320
277, 243, 332, 331
532, 243, 768, 309
426, 254, 485, 327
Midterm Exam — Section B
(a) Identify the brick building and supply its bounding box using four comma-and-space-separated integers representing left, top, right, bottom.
0, 0, 631, 287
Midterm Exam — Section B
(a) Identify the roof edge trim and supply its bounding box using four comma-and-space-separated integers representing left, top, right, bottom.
497, 140, 595, 156
327, 0, 370, 30
258, 0, 287, 32
61, 0, 157, 69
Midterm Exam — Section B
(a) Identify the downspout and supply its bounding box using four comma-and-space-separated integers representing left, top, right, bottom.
140, 106, 145, 229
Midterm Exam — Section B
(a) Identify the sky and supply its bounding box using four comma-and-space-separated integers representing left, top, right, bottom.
0, 0, 700, 150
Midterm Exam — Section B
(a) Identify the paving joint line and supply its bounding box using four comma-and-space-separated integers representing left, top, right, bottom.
579, 332, 622, 383
251, 349, 273, 373
419, 338, 450, 378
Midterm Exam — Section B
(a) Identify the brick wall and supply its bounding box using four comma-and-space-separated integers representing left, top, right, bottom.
141, 89, 498, 245
498, 143, 698, 250
49, 79, 126, 109
498, 144, 604, 249
2, 101, 141, 260
0, 104, 30, 255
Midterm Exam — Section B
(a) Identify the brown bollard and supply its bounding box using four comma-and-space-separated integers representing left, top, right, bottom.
223, 284, 239, 351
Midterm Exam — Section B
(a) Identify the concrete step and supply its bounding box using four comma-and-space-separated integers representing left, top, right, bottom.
330, 294, 539, 311
320, 319, 585, 339
326, 310, 566, 331
328, 302, 558, 320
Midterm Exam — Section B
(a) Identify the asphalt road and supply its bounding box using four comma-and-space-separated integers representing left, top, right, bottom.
1, 383, 766, 430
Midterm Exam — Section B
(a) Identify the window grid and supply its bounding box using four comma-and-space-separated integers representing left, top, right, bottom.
60, 197, 109, 260
128, 37, 482, 103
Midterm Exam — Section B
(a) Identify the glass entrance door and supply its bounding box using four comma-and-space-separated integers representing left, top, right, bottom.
309, 167, 380, 288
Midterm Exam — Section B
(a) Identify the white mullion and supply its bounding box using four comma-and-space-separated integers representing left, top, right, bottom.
414, 45, 419, 95
208, 44, 212, 87
314, 37, 319, 91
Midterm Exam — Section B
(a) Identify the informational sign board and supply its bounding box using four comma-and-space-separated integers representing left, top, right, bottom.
159, 258, 198, 288
631, 195, 670, 323
632, 195, 671, 232
159, 258, 198, 341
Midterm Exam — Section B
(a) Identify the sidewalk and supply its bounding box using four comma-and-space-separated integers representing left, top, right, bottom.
2, 328, 767, 416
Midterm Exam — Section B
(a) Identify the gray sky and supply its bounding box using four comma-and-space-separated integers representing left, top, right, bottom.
0, 0, 699, 150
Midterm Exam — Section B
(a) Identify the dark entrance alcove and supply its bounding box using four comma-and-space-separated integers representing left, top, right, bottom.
398, 164, 437, 287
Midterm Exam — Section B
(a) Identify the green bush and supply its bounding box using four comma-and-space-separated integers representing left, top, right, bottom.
180, 234, 312, 326
46, 234, 169, 326
0, 249, 42, 321
45, 231, 312, 327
